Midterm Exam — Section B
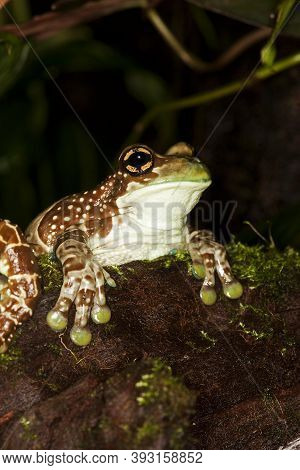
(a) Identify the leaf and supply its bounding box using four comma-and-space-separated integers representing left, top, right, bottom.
187, 0, 300, 37
37, 29, 134, 73
261, 0, 297, 65
0, 33, 29, 96
125, 69, 169, 107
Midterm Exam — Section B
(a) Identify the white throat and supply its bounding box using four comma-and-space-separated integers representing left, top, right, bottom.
116, 181, 205, 232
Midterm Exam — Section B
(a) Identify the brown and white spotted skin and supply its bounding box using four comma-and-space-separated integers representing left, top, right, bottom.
0, 142, 243, 350
0, 220, 41, 352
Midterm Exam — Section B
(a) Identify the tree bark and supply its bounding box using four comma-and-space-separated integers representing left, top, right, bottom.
0, 254, 299, 449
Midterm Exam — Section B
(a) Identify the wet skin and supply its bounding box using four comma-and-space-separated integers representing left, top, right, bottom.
0, 142, 242, 351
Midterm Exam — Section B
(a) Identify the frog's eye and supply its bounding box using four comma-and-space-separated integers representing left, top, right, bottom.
121, 146, 154, 176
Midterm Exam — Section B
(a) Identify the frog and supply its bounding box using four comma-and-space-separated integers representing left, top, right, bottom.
0, 142, 243, 352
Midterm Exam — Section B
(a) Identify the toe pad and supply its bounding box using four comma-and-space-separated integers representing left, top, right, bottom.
70, 326, 92, 346
47, 310, 68, 332
200, 285, 217, 305
223, 280, 243, 299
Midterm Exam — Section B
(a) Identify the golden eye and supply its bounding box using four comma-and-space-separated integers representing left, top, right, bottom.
121, 146, 154, 176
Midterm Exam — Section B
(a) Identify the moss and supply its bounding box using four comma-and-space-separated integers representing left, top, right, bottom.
46, 382, 60, 392
135, 421, 161, 446
0, 345, 22, 369
227, 242, 300, 296
230, 303, 274, 341
141, 249, 193, 275
98, 416, 111, 431
223, 243, 300, 349
38, 253, 62, 292
47, 343, 62, 355
126, 267, 136, 273
36, 365, 61, 391
229, 301, 295, 350
198, 330, 217, 349
186, 330, 217, 352
37, 366, 47, 378
134, 358, 195, 448
109, 265, 125, 277
19, 416, 38, 442
163, 249, 191, 268
103, 323, 116, 334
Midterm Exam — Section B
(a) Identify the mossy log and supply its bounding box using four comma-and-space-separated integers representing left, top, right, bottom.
0, 244, 299, 450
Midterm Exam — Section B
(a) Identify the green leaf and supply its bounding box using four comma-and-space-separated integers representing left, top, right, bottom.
0, 33, 29, 96
125, 69, 169, 107
261, 0, 296, 66
187, 0, 300, 37
37, 29, 134, 73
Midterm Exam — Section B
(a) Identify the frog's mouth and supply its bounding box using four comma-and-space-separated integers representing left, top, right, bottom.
148, 178, 211, 189
149, 159, 212, 188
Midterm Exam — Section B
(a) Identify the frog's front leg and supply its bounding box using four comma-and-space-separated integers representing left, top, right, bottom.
46, 227, 113, 346
187, 230, 243, 305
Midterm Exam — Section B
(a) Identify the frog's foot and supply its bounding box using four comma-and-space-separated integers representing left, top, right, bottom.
188, 230, 243, 305
46, 239, 115, 347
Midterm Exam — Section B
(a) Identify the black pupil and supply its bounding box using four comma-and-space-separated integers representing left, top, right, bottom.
128, 151, 151, 169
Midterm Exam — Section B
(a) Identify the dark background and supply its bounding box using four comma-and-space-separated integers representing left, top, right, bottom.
0, 0, 299, 247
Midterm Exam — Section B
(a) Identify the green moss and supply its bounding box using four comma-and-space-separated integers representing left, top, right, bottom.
46, 382, 60, 392
141, 249, 192, 273
229, 301, 295, 350
36, 365, 61, 391
136, 359, 172, 406
224, 242, 300, 348
227, 242, 300, 296
103, 323, 116, 334
38, 253, 62, 292
163, 249, 191, 268
98, 416, 111, 431
19, 416, 38, 442
134, 358, 195, 448
47, 343, 62, 355
135, 421, 161, 446
109, 265, 125, 277
229, 303, 272, 340
198, 330, 217, 349
0, 345, 22, 369
37, 366, 47, 378
126, 267, 136, 273
186, 330, 217, 352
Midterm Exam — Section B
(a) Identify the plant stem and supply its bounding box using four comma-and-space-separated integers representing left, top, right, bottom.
127, 52, 300, 142
147, 7, 271, 73
146, 7, 208, 71
0, 0, 149, 38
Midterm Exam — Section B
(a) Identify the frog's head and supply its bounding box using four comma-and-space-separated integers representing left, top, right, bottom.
115, 142, 211, 229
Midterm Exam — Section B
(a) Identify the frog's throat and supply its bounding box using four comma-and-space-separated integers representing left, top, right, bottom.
116, 180, 211, 231
117, 180, 212, 206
